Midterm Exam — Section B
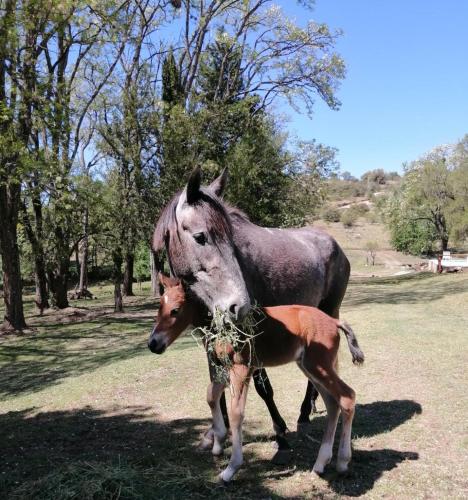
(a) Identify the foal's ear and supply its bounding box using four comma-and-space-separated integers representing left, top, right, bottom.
158, 272, 168, 295
186, 166, 202, 204
208, 167, 228, 197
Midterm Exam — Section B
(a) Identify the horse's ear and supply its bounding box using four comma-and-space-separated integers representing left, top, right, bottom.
208, 167, 228, 197
186, 166, 202, 204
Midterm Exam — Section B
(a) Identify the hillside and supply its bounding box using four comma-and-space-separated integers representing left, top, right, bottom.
314, 218, 423, 278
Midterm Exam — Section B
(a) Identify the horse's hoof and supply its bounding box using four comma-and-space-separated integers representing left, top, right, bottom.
312, 465, 325, 476
336, 461, 350, 474
212, 443, 224, 456
272, 448, 293, 466
297, 420, 311, 434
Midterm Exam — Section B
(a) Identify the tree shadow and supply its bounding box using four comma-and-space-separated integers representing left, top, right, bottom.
0, 401, 420, 499
344, 273, 468, 306
0, 317, 151, 398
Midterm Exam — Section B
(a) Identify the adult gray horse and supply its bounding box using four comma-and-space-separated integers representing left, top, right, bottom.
151, 167, 350, 449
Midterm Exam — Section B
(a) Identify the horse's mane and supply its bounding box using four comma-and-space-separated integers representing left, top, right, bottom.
152, 188, 247, 254
153, 191, 181, 252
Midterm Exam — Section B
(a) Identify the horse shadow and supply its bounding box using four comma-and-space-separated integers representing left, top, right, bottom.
0, 400, 421, 498
257, 399, 422, 497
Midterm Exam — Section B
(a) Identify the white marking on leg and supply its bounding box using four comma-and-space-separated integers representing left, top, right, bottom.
297, 362, 339, 474
219, 366, 250, 482
337, 405, 355, 472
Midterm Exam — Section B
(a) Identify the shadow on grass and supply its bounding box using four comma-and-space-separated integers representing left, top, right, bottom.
344, 273, 468, 307
0, 316, 152, 398
0, 400, 420, 498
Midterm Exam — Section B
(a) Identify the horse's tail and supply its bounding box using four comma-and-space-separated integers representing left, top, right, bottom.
337, 320, 365, 365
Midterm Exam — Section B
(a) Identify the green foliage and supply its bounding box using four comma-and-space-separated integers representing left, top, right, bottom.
134, 243, 151, 282
162, 48, 184, 107
384, 136, 468, 253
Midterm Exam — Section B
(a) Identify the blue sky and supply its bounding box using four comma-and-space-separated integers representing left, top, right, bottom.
278, 0, 468, 177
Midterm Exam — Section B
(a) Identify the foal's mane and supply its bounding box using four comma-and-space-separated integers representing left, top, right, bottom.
152, 188, 249, 255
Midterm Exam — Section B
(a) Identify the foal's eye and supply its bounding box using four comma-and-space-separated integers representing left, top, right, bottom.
193, 232, 207, 245
170, 308, 180, 317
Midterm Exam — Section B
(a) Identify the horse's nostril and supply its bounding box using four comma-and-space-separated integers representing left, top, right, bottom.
229, 303, 239, 318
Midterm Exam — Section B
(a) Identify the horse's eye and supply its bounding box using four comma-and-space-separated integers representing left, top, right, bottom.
170, 308, 179, 317
193, 232, 207, 245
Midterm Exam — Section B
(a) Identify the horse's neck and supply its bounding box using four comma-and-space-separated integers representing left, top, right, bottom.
231, 219, 279, 301
186, 296, 210, 328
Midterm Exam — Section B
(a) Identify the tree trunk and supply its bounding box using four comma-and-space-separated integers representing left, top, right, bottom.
21, 199, 49, 312
51, 227, 69, 309
123, 252, 134, 296
0, 185, 27, 331
150, 250, 159, 296
113, 250, 123, 312
78, 236, 88, 292
51, 256, 69, 309
74, 244, 80, 279
34, 254, 49, 313
78, 207, 89, 293
441, 236, 449, 251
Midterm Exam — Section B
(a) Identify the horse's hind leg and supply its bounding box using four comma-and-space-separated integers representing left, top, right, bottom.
298, 381, 319, 429
253, 369, 290, 451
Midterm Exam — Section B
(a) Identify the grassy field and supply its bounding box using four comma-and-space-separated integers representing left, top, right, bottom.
1, 273, 467, 499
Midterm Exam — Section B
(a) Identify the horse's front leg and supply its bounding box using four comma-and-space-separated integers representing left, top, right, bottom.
219, 364, 251, 484
199, 352, 229, 452
199, 380, 227, 456
253, 369, 290, 452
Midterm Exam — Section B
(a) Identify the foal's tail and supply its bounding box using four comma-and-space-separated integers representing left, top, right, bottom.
338, 321, 365, 365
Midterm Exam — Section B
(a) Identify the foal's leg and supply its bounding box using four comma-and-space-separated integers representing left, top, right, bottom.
253, 369, 290, 450
301, 357, 357, 473
298, 363, 340, 474
219, 364, 251, 483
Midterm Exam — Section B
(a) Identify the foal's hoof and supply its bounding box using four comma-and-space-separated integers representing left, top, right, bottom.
216, 474, 229, 486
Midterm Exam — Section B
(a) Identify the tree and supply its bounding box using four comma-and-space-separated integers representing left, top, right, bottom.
364, 241, 378, 266
384, 136, 468, 254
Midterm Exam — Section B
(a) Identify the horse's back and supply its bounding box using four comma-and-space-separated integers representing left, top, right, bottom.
237, 223, 349, 310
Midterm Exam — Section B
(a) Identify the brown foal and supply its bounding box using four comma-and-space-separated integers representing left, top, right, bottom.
149, 274, 364, 483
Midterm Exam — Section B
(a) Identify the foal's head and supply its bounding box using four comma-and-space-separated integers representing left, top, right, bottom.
147, 273, 193, 354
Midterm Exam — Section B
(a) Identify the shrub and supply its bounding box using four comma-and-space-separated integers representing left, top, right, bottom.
341, 209, 358, 227
320, 206, 341, 223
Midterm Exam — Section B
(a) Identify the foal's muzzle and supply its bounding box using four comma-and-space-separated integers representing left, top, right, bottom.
148, 333, 167, 354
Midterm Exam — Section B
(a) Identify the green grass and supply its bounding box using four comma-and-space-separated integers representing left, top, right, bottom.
1, 274, 468, 499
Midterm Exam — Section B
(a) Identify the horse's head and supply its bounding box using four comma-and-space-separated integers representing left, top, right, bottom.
147, 273, 193, 354
153, 167, 251, 320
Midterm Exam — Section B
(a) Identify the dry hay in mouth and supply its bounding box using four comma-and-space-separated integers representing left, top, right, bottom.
192, 305, 264, 385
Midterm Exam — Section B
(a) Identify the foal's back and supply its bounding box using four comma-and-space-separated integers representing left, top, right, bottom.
245, 305, 341, 367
